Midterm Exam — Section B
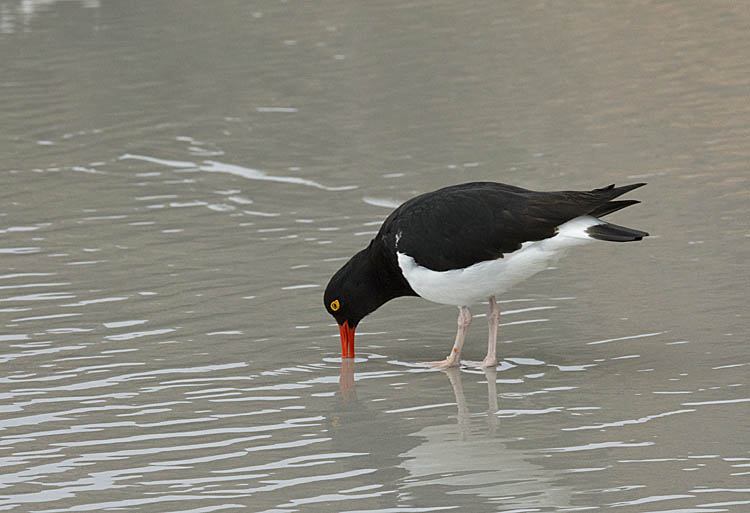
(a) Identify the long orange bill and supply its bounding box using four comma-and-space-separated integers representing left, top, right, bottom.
339, 321, 356, 359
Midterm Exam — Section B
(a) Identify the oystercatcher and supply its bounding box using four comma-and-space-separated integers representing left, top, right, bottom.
324, 182, 648, 367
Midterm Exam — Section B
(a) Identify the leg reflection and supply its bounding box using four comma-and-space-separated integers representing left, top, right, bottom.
442, 366, 500, 437
484, 366, 499, 434
444, 367, 470, 440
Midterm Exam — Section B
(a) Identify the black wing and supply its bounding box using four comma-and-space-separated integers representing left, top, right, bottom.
376, 182, 645, 272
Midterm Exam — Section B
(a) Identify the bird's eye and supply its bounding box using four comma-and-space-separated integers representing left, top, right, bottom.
330, 299, 340, 311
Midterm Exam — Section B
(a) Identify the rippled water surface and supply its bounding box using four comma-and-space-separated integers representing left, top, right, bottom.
2, 1, 749, 511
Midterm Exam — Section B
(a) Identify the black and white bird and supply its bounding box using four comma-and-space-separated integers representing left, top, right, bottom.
324, 181, 648, 367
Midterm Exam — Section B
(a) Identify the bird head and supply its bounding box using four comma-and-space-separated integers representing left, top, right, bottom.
324, 247, 386, 359
324, 268, 363, 359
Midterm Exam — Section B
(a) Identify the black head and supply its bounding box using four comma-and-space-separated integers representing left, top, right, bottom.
324, 257, 367, 328
324, 246, 394, 359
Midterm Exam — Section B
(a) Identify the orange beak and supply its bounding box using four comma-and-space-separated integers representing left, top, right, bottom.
339, 321, 356, 358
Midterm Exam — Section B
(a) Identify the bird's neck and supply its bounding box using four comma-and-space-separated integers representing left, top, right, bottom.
357, 240, 416, 315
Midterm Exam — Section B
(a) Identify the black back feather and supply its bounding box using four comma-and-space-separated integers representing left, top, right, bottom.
374, 182, 646, 272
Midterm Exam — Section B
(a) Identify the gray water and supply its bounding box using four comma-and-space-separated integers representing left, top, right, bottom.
1, 1, 749, 512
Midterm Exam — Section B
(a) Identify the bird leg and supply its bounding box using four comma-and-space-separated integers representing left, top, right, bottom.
481, 296, 500, 368
426, 305, 472, 368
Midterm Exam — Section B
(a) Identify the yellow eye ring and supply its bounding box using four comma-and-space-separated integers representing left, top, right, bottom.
330, 299, 340, 312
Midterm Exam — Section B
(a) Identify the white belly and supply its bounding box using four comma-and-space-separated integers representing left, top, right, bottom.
396, 216, 602, 306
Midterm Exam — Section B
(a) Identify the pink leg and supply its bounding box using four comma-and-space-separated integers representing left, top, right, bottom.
426, 305, 472, 368
481, 296, 500, 368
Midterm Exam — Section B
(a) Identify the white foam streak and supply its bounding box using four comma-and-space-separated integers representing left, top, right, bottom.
119, 154, 196, 168
200, 160, 356, 191
545, 441, 654, 452
362, 196, 401, 208
562, 409, 695, 431
586, 332, 665, 345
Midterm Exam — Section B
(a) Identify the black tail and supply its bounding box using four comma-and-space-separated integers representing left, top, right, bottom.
587, 222, 649, 242
591, 182, 647, 200
587, 182, 646, 218
589, 199, 640, 218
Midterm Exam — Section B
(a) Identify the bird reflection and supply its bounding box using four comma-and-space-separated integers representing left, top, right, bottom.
398, 366, 571, 506
332, 360, 571, 508
337, 359, 499, 426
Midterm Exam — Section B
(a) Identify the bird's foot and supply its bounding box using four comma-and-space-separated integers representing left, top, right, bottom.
481, 357, 498, 368
422, 356, 461, 369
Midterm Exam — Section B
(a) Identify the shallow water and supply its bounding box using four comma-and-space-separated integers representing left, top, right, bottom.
1, 1, 749, 512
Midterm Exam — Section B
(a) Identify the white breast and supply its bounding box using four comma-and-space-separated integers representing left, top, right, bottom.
397, 215, 604, 307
